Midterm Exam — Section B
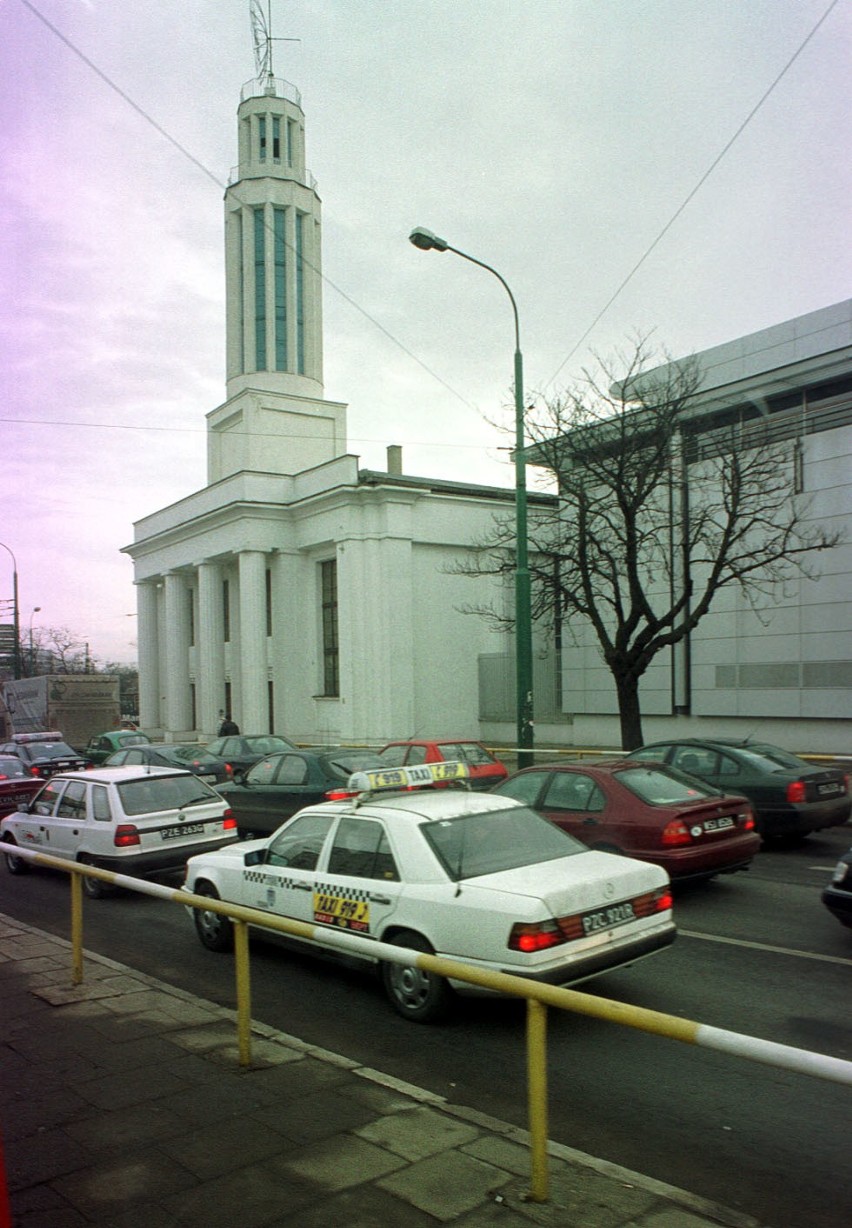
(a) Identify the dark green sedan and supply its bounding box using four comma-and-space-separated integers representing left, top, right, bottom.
625, 738, 850, 839
220, 748, 386, 837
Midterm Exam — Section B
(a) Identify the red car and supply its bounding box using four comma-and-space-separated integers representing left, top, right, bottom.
377, 739, 508, 791
0, 755, 43, 818
492, 759, 760, 881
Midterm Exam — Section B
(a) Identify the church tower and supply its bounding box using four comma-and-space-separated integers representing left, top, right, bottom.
207, 25, 346, 482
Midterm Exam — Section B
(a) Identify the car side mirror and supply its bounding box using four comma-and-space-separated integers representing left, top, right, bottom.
244, 848, 266, 867
232, 768, 247, 785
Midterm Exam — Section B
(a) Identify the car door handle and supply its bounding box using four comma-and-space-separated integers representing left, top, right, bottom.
291, 882, 312, 891
582, 817, 599, 826
370, 895, 391, 905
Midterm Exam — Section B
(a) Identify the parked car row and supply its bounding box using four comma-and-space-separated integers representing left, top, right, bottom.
1, 729, 847, 1021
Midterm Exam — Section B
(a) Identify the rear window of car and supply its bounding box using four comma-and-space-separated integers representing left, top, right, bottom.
324, 753, 386, 779
735, 744, 807, 772
27, 741, 78, 761
0, 757, 26, 778
615, 766, 717, 805
441, 743, 499, 766
117, 775, 220, 815
422, 805, 585, 881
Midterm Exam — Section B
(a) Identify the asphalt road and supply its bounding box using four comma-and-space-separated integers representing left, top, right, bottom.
2, 823, 850, 1228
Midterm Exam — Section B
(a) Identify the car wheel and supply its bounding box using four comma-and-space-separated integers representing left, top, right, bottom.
79, 858, 115, 899
2, 839, 30, 875
193, 882, 234, 952
382, 929, 452, 1023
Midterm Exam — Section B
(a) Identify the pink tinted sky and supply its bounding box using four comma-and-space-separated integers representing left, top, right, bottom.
1, 0, 850, 664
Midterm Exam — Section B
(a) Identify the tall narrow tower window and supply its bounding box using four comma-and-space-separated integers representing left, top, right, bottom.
286, 118, 296, 167
253, 208, 267, 370
295, 211, 305, 375
273, 207, 287, 371
272, 116, 281, 162
320, 560, 339, 697
258, 116, 267, 161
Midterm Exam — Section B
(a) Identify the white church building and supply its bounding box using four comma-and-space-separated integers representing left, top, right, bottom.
124, 63, 850, 754
123, 68, 551, 747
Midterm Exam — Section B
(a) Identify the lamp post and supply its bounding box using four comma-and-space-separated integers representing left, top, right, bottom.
0, 541, 21, 680
408, 226, 534, 768
28, 607, 41, 676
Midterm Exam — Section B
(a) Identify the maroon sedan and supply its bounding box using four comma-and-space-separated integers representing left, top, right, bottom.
492, 760, 760, 881
0, 755, 43, 818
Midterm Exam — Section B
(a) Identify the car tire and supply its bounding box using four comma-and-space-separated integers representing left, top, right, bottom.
381, 929, 452, 1023
79, 858, 116, 899
2, 839, 30, 875
193, 882, 234, 952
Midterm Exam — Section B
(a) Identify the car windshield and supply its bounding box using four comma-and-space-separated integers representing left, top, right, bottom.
422, 804, 585, 881
117, 775, 219, 815
616, 766, 718, 804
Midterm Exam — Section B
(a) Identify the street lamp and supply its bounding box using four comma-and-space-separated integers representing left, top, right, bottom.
0, 540, 21, 680
408, 226, 534, 767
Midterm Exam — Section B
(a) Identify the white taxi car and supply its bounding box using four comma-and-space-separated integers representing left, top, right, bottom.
184, 763, 675, 1021
1, 765, 238, 897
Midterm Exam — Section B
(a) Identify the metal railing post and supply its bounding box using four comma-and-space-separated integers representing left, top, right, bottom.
233, 919, 252, 1067
70, 872, 84, 986
526, 997, 549, 1202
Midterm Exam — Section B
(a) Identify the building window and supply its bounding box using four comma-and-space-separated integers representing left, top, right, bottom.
320, 559, 339, 697
258, 116, 267, 161
273, 207, 287, 371
254, 207, 266, 370
188, 590, 195, 647
295, 212, 305, 375
190, 683, 197, 731
265, 567, 273, 637
272, 116, 280, 161
267, 679, 274, 730
286, 117, 296, 167
224, 681, 232, 720
223, 579, 231, 643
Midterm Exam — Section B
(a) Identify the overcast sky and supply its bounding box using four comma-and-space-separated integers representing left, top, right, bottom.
1, 0, 849, 665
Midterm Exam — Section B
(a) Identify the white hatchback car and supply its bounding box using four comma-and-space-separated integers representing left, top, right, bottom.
184, 762, 675, 1021
1, 765, 238, 897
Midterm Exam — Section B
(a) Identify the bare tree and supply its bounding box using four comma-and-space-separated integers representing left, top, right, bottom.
458, 337, 842, 749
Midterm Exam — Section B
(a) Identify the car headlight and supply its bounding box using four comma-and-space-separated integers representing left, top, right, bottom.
831, 860, 850, 885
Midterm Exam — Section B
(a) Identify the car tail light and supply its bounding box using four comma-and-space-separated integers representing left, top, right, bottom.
786, 780, 807, 804
29, 766, 40, 777
509, 920, 565, 952
325, 788, 358, 801
508, 887, 672, 952
84, 762, 94, 771
739, 811, 756, 831
222, 810, 237, 831
661, 819, 692, 846
113, 824, 141, 847
225, 763, 233, 777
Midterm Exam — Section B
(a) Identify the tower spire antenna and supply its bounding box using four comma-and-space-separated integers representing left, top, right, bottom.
250, 1, 300, 85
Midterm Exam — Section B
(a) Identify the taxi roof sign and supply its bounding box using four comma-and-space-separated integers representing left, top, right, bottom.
347, 760, 470, 795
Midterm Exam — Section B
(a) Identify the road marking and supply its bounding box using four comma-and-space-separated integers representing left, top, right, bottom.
679, 929, 852, 967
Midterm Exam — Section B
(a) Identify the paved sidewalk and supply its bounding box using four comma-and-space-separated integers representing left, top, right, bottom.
0, 913, 766, 1228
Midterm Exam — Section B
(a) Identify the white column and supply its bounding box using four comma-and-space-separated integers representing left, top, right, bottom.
197, 561, 225, 737
163, 572, 192, 734
238, 550, 268, 734
136, 580, 160, 732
